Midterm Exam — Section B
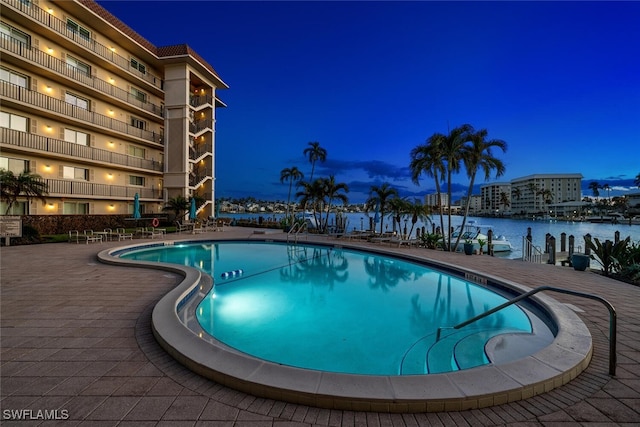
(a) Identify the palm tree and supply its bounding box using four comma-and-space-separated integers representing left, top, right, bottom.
163, 195, 190, 221
409, 133, 446, 242
499, 191, 510, 212
303, 141, 327, 182
602, 183, 611, 202
280, 166, 304, 224
366, 183, 398, 234
295, 178, 326, 229
0, 169, 49, 214
406, 198, 431, 239
387, 196, 408, 235
455, 127, 506, 251
588, 181, 601, 198
439, 124, 474, 250
321, 175, 349, 232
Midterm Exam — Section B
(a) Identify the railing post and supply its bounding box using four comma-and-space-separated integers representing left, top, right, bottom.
584, 233, 592, 255
547, 236, 556, 264
560, 232, 566, 252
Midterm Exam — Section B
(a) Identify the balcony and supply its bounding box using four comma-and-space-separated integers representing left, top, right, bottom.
188, 119, 212, 135
1, 35, 164, 118
190, 94, 213, 109
46, 178, 161, 199
1, 81, 163, 144
1, 128, 164, 172
2, 0, 163, 90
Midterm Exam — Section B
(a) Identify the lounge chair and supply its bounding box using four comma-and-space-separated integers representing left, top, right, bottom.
115, 228, 133, 241
175, 221, 193, 234
69, 230, 102, 244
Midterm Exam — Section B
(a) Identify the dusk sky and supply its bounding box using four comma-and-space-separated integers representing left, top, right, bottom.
98, 1, 640, 203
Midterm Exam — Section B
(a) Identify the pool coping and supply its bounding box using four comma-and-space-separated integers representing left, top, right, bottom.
97, 237, 593, 413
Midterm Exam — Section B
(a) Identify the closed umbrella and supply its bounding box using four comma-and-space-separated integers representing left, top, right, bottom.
133, 193, 141, 219
189, 198, 197, 220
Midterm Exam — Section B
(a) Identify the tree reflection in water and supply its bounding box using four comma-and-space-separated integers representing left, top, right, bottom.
363, 255, 420, 292
279, 245, 349, 289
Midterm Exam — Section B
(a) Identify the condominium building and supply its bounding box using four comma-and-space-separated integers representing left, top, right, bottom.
510, 174, 582, 217
424, 192, 449, 210
480, 182, 511, 215
1, 0, 228, 217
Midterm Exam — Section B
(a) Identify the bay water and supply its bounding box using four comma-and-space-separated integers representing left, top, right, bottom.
221, 212, 640, 260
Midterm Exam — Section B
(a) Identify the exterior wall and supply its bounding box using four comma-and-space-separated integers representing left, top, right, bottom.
424, 193, 449, 209
480, 182, 511, 215
510, 174, 582, 217
0, 0, 226, 218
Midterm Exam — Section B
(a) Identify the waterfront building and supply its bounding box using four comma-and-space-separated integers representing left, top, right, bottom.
424, 193, 449, 210
510, 173, 582, 217
1, 0, 228, 217
480, 182, 511, 216
459, 194, 482, 215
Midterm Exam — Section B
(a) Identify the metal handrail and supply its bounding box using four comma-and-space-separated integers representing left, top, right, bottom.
522, 236, 543, 263
436, 285, 617, 375
286, 221, 307, 243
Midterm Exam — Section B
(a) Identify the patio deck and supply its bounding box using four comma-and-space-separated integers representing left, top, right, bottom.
1, 226, 639, 425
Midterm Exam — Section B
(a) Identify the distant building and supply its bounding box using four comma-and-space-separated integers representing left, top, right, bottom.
480, 182, 511, 215
459, 194, 482, 215
510, 174, 582, 217
1, 0, 228, 217
424, 193, 448, 210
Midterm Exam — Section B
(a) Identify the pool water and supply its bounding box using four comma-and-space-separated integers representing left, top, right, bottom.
121, 241, 546, 375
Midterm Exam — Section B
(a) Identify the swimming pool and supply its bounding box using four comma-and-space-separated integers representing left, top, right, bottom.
120, 241, 551, 375
102, 236, 593, 411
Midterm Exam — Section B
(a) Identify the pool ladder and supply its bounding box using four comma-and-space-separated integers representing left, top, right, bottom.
436, 285, 617, 375
287, 221, 308, 243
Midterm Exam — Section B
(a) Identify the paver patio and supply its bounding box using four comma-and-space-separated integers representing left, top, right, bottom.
1, 226, 639, 426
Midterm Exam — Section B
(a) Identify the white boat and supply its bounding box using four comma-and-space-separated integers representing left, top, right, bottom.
445, 220, 513, 253
295, 212, 319, 229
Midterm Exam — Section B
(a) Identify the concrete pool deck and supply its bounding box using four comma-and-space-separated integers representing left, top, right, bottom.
1, 226, 639, 425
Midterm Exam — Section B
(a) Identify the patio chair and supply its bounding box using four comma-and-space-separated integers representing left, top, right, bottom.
115, 228, 133, 241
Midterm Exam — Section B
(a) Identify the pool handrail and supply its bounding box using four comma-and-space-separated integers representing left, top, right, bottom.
436, 285, 617, 376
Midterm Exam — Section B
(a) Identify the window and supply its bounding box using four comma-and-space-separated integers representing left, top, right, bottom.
0, 156, 28, 174
66, 19, 90, 41
128, 145, 145, 158
129, 175, 145, 186
0, 22, 30, 46
63, 166, 88, 180
63, 202, 89, 214
0, 67, 28, 88
130, 117, 145, 130
63, 128, 89, 146
65, 92, 90, 109
130, 87, 147, 103
66, 55, 90, 76
0, 112, 28, 131
130, 57, 146, 74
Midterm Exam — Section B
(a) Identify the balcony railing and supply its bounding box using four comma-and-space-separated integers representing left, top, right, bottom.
46, 178, 160, 199
1, 35, 164, 117
190, 94, 213, 108
189, 119, 212, 134
1, 81, 164, 144
2, 0, 163, 90
1, 128, 164, 172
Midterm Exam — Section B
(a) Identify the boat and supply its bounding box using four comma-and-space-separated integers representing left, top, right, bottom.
294, 212, 319, 229
444, 220, 513, 253
586, 212, 626, 224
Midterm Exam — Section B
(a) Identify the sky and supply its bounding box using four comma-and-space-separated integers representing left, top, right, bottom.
97, 1, 640, 203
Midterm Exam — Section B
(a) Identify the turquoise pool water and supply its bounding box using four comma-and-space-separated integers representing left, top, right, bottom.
121, 241, 542, 375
